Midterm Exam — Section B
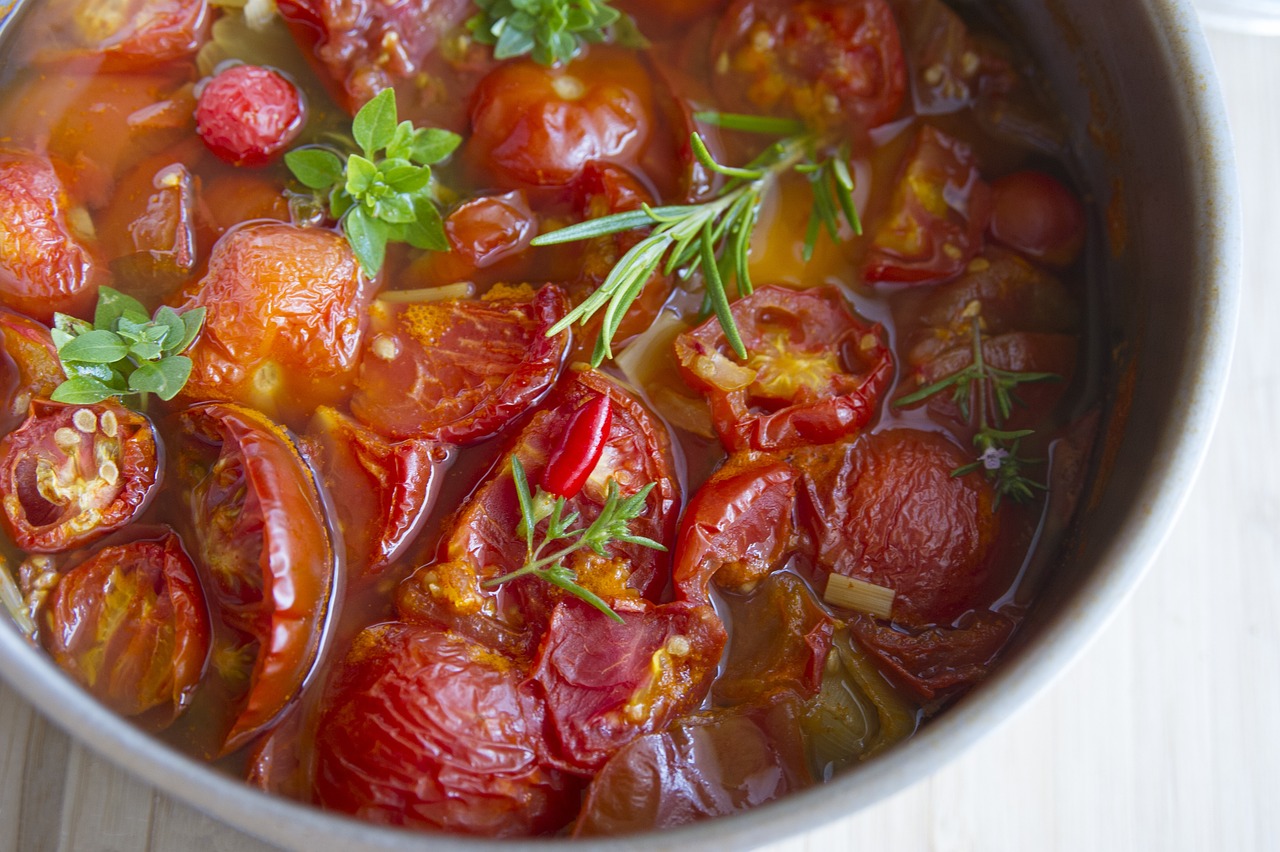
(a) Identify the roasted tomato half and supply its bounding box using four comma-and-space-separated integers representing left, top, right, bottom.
711, 0, 907, 131
312, 622, 581, 837
350, 284, 569, 444
0, 401, 159, 554
174, 403, 335, 754
27, 0, 209, 70
675, 285, 893, 453
0, 309, 65, 436
40, 529, 209, 727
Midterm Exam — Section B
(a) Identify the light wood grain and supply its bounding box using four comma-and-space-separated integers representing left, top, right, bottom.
1, 24, 1276, 852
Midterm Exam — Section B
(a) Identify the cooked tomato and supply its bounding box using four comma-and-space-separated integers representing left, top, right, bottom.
0, 401, 159, 554
675, 286, 893, 452
40, 529, 209, 726
195, 64, 307, 167
468, 48, 660, 188
0, 310, 65, 435
793, 430, 1000, 626
863, 124, 992, 285
988, 170, 1086, 267
574, 698, 812, 836
415, 191, 537, 284
894, 0, 1016, 116
711, 0, 907, 131
179, 222, 372, 426
28, 0, 209, 70
0, 150, 104, 323
174, 402, 336, 754
197, 170, 291, 235
350, 284, 568, 444
303, 406, 442, 580
530, 598, 725, 774
312, 622, 581, 836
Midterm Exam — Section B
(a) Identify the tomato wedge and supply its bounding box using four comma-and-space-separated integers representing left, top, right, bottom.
0, 309, 65, 435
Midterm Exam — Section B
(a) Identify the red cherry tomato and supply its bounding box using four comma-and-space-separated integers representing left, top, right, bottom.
711, 0, 907, 130
0, 150, 104, 323
542, 395, 612, 499
0, 310, 65, 435
179, 222, 373, 426
988, 170, 1086, 267
40, 530, 210, 726
864, 124, 992, 285
469, 48, 660, 188
312, 622, 582, 836
437, 191, 537, 277
28, 0, 209, 70
0, 401, 160, 554
530, 598, 726, 773
350, 284, 569, 444
793, 430, 1000, 626
196, 65, 307, 167
675, 285, 893, 453
174, 402, 336, 754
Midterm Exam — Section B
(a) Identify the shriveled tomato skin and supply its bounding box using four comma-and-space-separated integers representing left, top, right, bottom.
0, 401, 160, 554
28, 0, 209, 70
41, 530, 210, 725
794, 430, 1000, 626
0, 150, 104, 323
195, 65, 306, 167
0, 309, 65, 436
350, 284, 569, 444
313, 622, 581, 836
675, 286, 893, 453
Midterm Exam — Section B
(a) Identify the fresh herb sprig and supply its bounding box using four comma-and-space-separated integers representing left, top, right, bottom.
533, 113, 863, 365
284, 89, 461, 278
467, 0, 629, 66
49, 288, 206, 406
895, 314, 1060, 507
483, 457, 665, 623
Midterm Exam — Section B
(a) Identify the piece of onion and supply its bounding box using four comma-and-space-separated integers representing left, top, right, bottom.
823, 573, 896, 619
376, 282, 476, 304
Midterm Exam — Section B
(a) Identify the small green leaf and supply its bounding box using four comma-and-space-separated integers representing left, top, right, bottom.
93, 286, 149, 329
330, 186, 355, 220
345, 207, 389, 277
58, 330, 128, 364
410, 128, 462, 165
50, 376, 118, 404
346, 154, 379, 196
128, 356, 192, 401
384, 121, 416, 161
50, 328, 73, 349
353, 88, 398, 155
373, 192, 418, 225
175, 307, 206, 353
64, 362, 115, 383
129, 338, 164, 362
53, 313, 92, 336
285, 147, 345, 190
400, 197, 449, 251
153, 306, 186, 354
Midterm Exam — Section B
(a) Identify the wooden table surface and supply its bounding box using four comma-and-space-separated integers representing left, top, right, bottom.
2, 21, 1276, 852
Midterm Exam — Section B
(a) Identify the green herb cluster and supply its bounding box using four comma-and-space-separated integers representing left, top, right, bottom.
468, 0, 625, 66
483, 457, 665, 622
50, 288, 206, 406
284, 89, 461, 278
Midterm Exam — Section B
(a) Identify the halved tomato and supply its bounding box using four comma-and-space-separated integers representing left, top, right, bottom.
0, 309, 65, 435
27, 0, 209, 70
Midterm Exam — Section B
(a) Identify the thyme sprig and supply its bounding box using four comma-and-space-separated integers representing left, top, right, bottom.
467, 0, 631, 66
533, 113, 863, 365
482, 457, 665, 623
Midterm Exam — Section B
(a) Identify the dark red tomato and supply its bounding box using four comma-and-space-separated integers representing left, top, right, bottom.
303, 406, 442, 580
197, 171, 291, 235
29, 0, 209, 70
574, 698, 812, 836
711, 0, 907, 131
675, 286, 893, 453
277, 0, 474, 114
848, 609, 1015, 701
396, 369, 680, 658
179, 222, 372, 426
988, 170, 1086, 267
195, 65, 306, 167
894, 0, 1016, 116
40, 530, 209, 726
673, 452, 797, 602
175, 402, 335, 754
0, 150, 104, 323
350, 284, 569, 443
469, 48, 660, 188
793, 430, 1000, 626
415, 191, 537, 285
530, 598, 726, 774
312, 622, 581, 836
0, 310, 65, 435
712, 572, 833, 707
0, 401, 159, 554
863, 124, 993, 285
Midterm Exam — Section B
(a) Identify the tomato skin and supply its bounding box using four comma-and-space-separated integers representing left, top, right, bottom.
712, 0, 907, 131
28, 0, 209, 70
988, 170, 1086, 267
0, 401, 160, 554
175, 402, 336, 754
0, 150, 104, 323
351, 284, 569, 444
863, 124, 992, 286
0, 310, 65, 436
895, 0, 1016, 116
469, 48, 658, 188
675, 285, 893, 453
179, 223, 372, 425
794, 430, 1000, 626
40, 530, 210, 726
312, 622, 581, 836
195, 65, 306, 167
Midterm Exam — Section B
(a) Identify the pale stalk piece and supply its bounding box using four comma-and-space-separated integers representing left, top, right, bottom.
0, 555, 37, 640
824, 573, 896, 619
376, 282, 477, 303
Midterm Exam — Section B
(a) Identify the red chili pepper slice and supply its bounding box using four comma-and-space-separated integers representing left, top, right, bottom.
542, 394, 612, 499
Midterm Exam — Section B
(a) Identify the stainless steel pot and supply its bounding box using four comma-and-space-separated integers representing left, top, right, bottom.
0, 0, 1240, 849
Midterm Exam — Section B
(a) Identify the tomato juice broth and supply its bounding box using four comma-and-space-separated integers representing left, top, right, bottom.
0, 0, 1105, 837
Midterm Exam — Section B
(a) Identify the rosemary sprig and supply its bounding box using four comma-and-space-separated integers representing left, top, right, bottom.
467, 0, 632, 66
482, 457, 665, 622
534, 114, 862, 365
895, 315, 1060, 508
